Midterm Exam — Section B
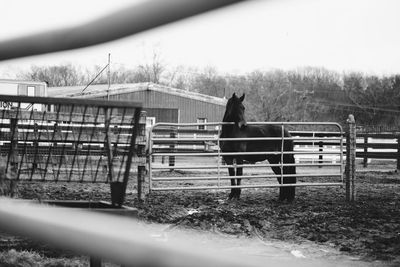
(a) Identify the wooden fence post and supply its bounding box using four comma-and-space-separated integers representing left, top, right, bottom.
318, 141, 323, 168
8, 118, 19, 174
346, 114, 356, 202
137, 111, 148, 201
363, 135, 368, 168
137, 165, 146, 201
89, 256, 102, 267
32, 122, 39, 174
169, 130, 176, 170
397, 135, 400, 172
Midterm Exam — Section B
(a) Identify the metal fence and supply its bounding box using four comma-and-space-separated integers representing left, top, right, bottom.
0, 94, 143, 207
149, 121, 344, 192
0, 94, 142, 183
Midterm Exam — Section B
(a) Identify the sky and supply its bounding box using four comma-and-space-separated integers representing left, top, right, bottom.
0, 0, 400, 78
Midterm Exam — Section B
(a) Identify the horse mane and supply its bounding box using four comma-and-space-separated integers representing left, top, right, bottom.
221, 104, 234, 138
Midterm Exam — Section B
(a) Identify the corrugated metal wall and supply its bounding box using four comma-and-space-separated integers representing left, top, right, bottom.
94, 90, 225, 123
144, 108, 179, 123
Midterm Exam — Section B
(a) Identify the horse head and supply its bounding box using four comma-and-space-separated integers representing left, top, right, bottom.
223, 93, 247, 129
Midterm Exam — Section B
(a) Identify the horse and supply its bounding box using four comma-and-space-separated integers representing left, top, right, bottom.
220, 93, 296, 202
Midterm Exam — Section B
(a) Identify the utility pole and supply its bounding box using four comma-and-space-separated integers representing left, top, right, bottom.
107, 53, 111, 101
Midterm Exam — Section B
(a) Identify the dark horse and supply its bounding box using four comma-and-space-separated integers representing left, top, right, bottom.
220, 93, 296, 202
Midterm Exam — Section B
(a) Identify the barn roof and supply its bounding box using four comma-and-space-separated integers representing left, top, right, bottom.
0, 78, 47, 86
48, 82, 227, 106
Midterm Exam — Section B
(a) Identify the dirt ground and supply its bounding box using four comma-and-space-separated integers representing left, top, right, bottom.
1, 167, 400, 266
137, 170, 400, 265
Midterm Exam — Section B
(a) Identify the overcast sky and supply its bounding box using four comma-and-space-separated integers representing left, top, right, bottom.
0, 0, 399, 77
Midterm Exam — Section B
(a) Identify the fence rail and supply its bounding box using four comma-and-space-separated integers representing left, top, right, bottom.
151, 128, 400, 169
357, 132, 400, 169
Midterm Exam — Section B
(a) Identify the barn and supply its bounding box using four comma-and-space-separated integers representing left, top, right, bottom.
48, 82, 227, 126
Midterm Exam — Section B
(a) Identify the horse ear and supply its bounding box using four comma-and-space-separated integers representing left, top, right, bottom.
232, 93, 237, 99
239, 93, 245, 102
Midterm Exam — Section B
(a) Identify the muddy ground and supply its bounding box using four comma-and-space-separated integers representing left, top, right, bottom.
1, 169, 399, 266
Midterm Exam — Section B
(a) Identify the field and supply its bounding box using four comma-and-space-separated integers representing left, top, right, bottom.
0, 162, 399, 266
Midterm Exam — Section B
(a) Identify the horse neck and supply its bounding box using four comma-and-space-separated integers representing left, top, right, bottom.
220, 123, 235, 138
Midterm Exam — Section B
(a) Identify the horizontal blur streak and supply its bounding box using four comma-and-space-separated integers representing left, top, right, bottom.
0, 0, 246, 61
0, 197, 332, 267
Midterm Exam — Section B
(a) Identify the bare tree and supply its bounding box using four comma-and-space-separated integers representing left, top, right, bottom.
137, 51, 165, 83
190, 67, 227, 97
19, 64, 84, 86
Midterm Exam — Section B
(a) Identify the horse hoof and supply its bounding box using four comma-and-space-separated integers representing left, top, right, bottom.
286, 198, 295, 203
228, 193, 240, 201
233, 189, 241, 200
278, 197, 295, 204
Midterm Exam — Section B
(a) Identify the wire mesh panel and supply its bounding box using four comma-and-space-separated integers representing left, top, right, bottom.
149, 122, 344, 191
0, 94, 142, 183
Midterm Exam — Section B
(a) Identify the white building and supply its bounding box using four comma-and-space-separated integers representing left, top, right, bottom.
0, 79, 47, 110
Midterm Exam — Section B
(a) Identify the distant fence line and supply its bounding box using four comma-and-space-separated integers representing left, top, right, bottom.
357, 132, 400, 169
357, 125, 400, 134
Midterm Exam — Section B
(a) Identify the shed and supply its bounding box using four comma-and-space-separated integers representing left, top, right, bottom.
48, 83, 227, 125
0, 79, 47, 97
0, 79, 48, 111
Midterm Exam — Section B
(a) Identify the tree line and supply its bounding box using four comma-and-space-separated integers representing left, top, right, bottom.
17, 63, 400, 128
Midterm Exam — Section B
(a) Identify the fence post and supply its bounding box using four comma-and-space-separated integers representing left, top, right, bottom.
169, 130, 176, 171
104, 108, 115, 183
89, 256, 102, 267
397, 135, 400, 172
137, 165, 146, 201
363, 135, 368, 168
8, 118, 19, 174
32, 122, 39, 174
137, 111, 148, 201
318, 141, 323, 168
346, 114, 356, 202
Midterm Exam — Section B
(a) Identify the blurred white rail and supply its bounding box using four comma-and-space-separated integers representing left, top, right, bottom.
0, 198, 344, 267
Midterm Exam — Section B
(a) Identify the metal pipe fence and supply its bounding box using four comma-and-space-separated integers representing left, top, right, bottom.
149, 121, 344, 192
0, 95, 142, 183
0, 94, 143, 207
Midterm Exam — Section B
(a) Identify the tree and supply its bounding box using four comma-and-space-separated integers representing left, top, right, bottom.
190, 67, 227, 97
19, 64, 84, 86
136, 51, 166, 84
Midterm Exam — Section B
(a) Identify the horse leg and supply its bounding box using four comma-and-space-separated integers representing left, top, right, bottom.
283, 154, 296, 202
275, 168, 287, 202
229, 167, 237, 200
235, 159, 243, 199
268, 156, 286, 201
269, 154, 297, 202
225, 158, 237, 200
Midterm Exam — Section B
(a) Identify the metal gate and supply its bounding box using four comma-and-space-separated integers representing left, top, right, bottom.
149, 122, 344, 191
0, 94, 142, 183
